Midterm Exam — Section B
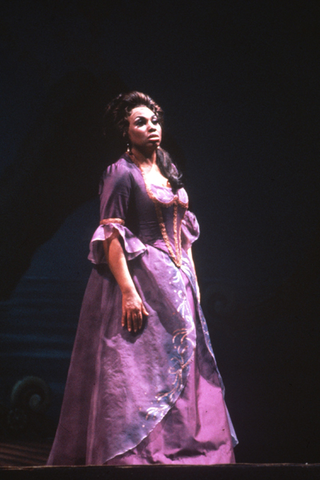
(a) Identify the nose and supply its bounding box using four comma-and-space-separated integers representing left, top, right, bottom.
147, 119, 156, 130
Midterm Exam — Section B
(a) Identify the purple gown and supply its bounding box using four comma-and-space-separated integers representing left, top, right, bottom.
47, 155, 238, 465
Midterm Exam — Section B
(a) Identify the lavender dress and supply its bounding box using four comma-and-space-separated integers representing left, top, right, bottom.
47, 155, 238, 465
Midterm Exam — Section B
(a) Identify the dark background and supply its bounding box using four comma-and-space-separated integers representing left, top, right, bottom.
1, 0, 320, 464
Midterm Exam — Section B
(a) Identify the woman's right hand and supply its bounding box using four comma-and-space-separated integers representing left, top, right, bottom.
121, 288, 149, 333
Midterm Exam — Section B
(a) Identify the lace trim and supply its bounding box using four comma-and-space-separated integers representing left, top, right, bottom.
100, 218, 125, 226
154, 202, 182, 267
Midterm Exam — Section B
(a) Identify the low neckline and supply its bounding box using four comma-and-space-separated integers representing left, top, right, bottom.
125, 153, 171, 189
150, 183, 172, 190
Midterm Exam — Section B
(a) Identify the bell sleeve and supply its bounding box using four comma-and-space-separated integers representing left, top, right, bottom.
181, 210, 200, 252
88, 162, 147, 265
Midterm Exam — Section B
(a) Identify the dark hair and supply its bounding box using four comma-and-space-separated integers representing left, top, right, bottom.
104, 91, 183, 191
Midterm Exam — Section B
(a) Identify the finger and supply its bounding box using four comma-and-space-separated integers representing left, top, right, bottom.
127, 314, 132, 332
132, 313, 137, 332
121, 309, 126, 329
141, 304, 149, 316
138, 311, 143, 330
132, 312, 141, 333
132, 313, 137, 333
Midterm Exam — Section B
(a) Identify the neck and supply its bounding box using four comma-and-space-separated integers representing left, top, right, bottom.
130, 146, 157, 167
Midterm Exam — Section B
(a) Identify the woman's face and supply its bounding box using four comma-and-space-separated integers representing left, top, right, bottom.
127, 106, 162, 152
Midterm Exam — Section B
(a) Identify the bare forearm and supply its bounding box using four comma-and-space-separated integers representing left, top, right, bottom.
103, 232, 148, 332
103, 234, 136, 294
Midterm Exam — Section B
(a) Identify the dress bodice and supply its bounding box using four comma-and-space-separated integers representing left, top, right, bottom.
131, 178, 189, 267
100, 156, 189, 267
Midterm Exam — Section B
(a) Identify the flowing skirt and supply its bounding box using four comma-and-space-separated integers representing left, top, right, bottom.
47, 248, 237, 465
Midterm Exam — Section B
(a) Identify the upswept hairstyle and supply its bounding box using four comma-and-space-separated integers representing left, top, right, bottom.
104, 91, 183, 191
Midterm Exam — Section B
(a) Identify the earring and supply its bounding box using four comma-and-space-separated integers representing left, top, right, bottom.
126, 143, 131, 154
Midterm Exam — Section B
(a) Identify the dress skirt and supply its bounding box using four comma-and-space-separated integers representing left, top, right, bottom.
47, 157, 238, 465
106, 271, 235, 465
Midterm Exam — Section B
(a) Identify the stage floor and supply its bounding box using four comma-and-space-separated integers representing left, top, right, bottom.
1, 464, 320, 480
1, 441, 320, 480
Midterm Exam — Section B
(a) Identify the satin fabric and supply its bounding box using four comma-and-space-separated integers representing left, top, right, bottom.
47, 155, 237, 465
106, 272, 235, 465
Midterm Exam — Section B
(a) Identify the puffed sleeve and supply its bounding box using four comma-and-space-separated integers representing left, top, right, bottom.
181, 210, 200, 252
88, 161, 147, 264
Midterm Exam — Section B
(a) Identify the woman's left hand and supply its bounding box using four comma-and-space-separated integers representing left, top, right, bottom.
196, 281, 201, 303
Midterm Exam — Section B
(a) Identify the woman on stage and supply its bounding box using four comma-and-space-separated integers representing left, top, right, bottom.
47, 91, 237, 465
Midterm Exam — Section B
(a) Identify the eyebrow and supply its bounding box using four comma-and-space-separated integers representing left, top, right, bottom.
134, 114, 157, 120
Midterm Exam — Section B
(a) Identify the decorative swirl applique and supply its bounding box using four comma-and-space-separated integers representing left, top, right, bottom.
145, 325, 195, 421
158, 326, 195, 400
142, 255, 196, 422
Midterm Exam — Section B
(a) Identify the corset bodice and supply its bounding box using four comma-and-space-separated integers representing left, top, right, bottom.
126, 161, 189, 267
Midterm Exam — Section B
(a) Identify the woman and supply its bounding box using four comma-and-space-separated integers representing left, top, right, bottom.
47, 91, 238, 465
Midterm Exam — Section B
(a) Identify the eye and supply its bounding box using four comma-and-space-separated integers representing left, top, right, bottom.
134, 118, 146, 127
152, 116, 159, 125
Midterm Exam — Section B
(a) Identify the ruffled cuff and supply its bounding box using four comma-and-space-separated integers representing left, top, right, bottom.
88, 220, 147, 265
181, 210, 200, 251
